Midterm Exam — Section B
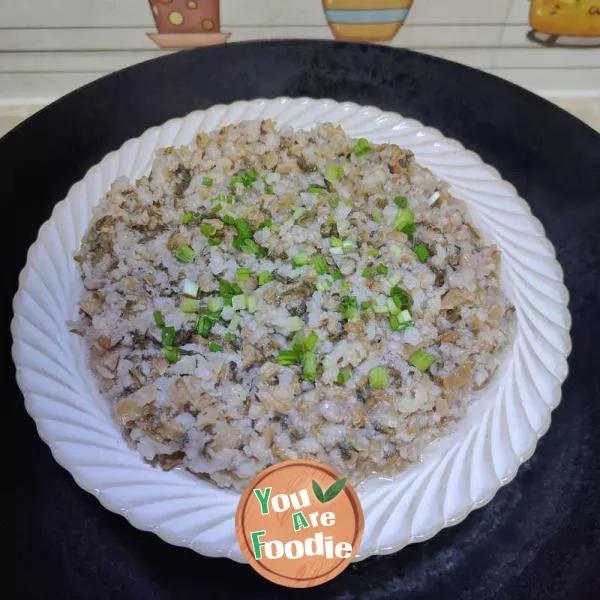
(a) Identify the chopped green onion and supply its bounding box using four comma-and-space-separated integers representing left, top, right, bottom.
302, 352, 318, 382
361, 301, 373, 312
255, 246, 268, 259
258, 271, 273, 286
340, 295, 359, 321
393, 209, 415, 232
163, 346, 180, 363
180, 297, 201, 313
153, 310, 165, 327
222, 214, 236, 226
228, 314, 241, 330
409, 349, 436, 372
232, 295, 247, 311
183, 279, 199, 298
316, 275, 333, 292
202, 176, 214, 187
341, 281, 351, 294
387, 298, 400, 315
224, 332, 237, 344
292, 206, 305, 219
195, 315, 213, 337
307, 185, 326, 194
375, 264, 389, 275
234, 237, 259, 254
305, 331, 319, 351
395, 309, 414, 330
182, 212, 194, 224
369, 366, 389, 389
207, 296, 224, 313
241, 169, 257, 187
210, 203, 223, 213
402, 223, 417, 235
342, 239, 356, 252
372, 210, 382, 224
388, 272, 403, 287
236, 267, 254, 283
332, 268, 342, 281
312, 255, 329, 275
229, 174, 244, 192
219, 280, 243, 305
276, 348, 303, 366
337, 367, 352, 385
264, 186, 274, 195
390, 286, 413, 310
413, 244, 430, 263
353, 138, 372, 157
208, 237, 222, 246
234, 218, 253, 239
162, 326, 176, 346
200, 222, 216, 237
292, 251, 310, 267
367, 249, 380, 257
174, 245, 196, 263
393, 196, 409, 208
362, 268, 372, 278
208, 342, 223, 353
373, 304, 389, 314
246, 295, 257, 314
325, 165, 344, 182
258, 218, 272, 229
344, 199, 353, 207
328, 196, 339, 208
289, 316, 304, 332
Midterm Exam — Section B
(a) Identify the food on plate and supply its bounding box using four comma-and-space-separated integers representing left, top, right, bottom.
70, 119, 515, 491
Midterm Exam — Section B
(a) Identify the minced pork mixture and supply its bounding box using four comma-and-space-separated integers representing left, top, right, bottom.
70, 119, 515, 491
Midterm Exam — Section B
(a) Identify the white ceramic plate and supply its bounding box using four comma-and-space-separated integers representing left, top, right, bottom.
11, 97, 571, 563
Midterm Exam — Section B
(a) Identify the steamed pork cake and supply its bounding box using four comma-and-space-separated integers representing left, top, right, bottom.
71, 120, 515, 491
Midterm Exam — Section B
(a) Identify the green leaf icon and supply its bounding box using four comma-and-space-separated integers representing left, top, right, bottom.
312, 480, 325, 503
312, 477, 347, 503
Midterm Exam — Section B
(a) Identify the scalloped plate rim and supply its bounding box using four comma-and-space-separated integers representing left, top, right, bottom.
10, 96, 572, 563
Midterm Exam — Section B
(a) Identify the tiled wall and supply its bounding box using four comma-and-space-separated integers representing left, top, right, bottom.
1, 0, 599, 103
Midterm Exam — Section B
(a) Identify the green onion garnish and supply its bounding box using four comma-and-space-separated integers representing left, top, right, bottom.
332, 268, 342, 281
328, 197, 339, 208
390, 286, 413, 310
276, 348, 303, 366
232, 294, 247, 311
302, 352, 318, 382
220, 280, 243, 305
362, 268, 372, 278
196, 315, 214, 337
222, 214, 236, 226
402, 223, 417, 235
340, 295, 359, 321
207, 297, 224, 313
325, 165, 344, 182
224, 332, 237, 344
258, 218, 272, 229
162, 326, 175, 346
246, 295, 257, 314
183, 279, 199, 298
258, 271, 273, 286
163, 346, 180, 363
264, 186, 274, 195
369, 366, 388, 389
361, 301, 373, 312
342, 239, 356, 252
236, 267, 253, 283
208, 237, 222, 246
393, 209, 415, 232
337, 367, 352, 385
153, 310, 165, 327
393, 196, 409, 208
341, 281, 351, 294
312, 255, 329, 275
174, 245, 196, 263
255, 246, 268, 259
409, 349, 436, 372
203, 176, 214, 187
375, 264, 389, 275
210, 202, 223, 213
367, 249, 380, 257
292, 251, 310, 267
234, 218, 253, 239
208, 342, 223, 353
316, 275, 333, 292
413, 244, 430, 263
307, 185, 326, 194
180, 297, 201, 313
241, 169, 257, 187
389, 314, 400, 331
305, 331, 319, 351
229, 174, 244, 192
372, 210, 382, 224
353, 138, 372, 157
200, 222, 216, 237
182, 212, 194, 224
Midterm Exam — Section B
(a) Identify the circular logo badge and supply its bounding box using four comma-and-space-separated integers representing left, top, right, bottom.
235, 460, 364, 588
